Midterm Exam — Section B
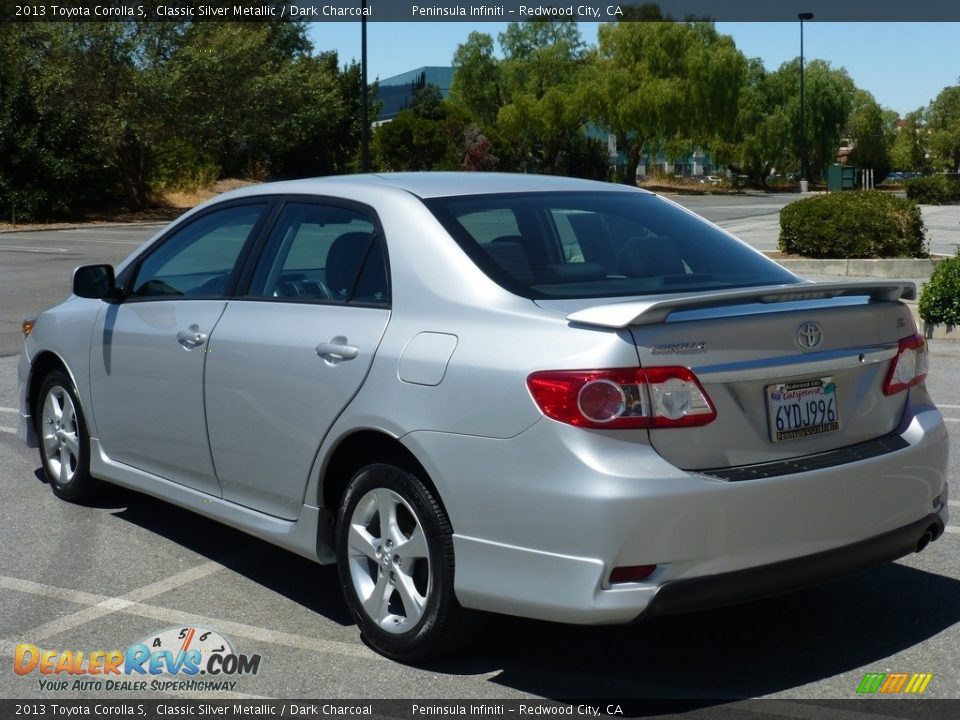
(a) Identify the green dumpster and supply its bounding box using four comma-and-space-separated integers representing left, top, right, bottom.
827, 164, 858, 191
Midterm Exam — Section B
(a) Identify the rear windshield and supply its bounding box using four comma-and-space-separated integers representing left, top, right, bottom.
423, 191, 799, 300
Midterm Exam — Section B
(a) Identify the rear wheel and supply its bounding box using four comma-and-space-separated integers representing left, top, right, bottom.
37, 371, 95, 502
336, 463, 468, 662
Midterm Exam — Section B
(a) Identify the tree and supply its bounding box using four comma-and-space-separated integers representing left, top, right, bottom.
460, 124, 499, 171
0, 20, 373, 221
498, 20, 586, 99
779, 59, 855, 182
449, 31, 501, 126
0, 23, 147, 216
926, 84, 960, 172
890, 109, 928, 172
373, 85, 457, 171
589, 21, 746, 186
449, 21, 598, 176
846, 90, 893, 181
726, 58, 793, 188
494, 21, 593, 174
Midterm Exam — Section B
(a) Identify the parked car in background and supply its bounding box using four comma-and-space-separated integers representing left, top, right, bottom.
18, 173, 949, 661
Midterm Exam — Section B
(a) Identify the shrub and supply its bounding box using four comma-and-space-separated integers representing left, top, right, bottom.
779, 191, 927, 258
919, 251, 960, 327
905, 175, 960, 205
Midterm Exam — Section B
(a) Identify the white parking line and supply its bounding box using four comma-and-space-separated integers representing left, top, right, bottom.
943, 418, 960, 423
9, 562, 225, 643
936, 404, 960, 409
944, 526, 960, 534
0, 572, 377, 661
54, 237, 147, 245
0, 427, 17, 435
0, 246, 70, 254
0, 406, 18, 413
120, 600, 376, 660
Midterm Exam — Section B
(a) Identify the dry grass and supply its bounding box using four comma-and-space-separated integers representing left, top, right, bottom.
162, 178, 256, 210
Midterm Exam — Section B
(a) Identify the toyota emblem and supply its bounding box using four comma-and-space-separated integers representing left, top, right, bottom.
797, 322, 823, 349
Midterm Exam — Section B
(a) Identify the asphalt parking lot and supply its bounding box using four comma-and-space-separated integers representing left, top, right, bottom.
2, 197, 960, 709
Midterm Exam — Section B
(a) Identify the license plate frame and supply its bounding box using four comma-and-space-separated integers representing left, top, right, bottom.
766, 376, 840, 443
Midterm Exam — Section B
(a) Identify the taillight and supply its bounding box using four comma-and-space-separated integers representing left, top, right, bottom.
883, 334, 929, 395
527, 367, 716, 429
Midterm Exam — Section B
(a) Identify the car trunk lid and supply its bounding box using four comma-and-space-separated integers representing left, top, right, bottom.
556, 281, 919, 469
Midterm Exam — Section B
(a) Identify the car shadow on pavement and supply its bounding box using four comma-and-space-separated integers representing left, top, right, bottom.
439, 561, 960, 705
90, 484, 354, 627
60, 477, 960, 705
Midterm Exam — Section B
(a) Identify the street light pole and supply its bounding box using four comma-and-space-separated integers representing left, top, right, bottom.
798, 12, 813, 191
361, 6, 369, 173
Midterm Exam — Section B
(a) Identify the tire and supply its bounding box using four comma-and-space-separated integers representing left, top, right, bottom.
336, 463, 468, 662
36, 371, 95, 502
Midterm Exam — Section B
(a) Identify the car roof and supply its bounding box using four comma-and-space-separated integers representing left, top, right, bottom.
212, 172, 650, 203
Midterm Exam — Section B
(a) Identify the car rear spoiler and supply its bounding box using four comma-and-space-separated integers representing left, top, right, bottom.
566, 281, 917, 328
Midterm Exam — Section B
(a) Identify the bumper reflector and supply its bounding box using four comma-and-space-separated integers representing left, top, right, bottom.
610, 565, 657, 584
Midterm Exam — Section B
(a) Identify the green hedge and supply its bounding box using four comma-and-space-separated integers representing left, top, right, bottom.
905, 175, 960, 205
779, 191, 927, 258
919, 251, 960, 326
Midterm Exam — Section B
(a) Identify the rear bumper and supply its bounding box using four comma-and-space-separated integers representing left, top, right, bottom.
406, 392, 950, 625
642, 512, 945, 618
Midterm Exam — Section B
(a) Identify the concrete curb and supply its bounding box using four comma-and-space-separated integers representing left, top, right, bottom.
775, 257, 942, 280
0, 221, 170, 234
905, 305, 959, 342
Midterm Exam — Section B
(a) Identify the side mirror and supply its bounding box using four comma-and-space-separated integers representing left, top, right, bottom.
73, 264, 117, 300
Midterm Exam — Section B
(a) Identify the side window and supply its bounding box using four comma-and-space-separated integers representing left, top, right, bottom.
132, 204, 263, 298
249, 203, 388, 305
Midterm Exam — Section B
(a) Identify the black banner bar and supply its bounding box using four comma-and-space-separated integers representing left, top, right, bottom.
5, 0, 960, 22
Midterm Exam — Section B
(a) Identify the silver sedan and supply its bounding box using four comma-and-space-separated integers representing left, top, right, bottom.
17, 173, 949, 661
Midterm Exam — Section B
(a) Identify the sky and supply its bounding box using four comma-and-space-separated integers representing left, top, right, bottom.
308, 22, 959, 117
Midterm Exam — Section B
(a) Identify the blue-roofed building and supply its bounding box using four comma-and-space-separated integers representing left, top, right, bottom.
375, 67, 454, 122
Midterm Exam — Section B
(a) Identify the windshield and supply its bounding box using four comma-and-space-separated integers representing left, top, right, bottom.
424, 191, 799, 300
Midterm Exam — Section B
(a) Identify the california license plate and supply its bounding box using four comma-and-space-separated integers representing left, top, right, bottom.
766, 377, 840, 442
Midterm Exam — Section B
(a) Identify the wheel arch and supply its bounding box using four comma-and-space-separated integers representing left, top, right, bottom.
28, 351, 74, 430
320, 429, 450, 530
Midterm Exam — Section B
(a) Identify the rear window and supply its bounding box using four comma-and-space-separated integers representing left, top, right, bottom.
423, 191, 799, 299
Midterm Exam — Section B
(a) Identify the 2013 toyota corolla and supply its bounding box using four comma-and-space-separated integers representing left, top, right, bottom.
18, 173, 949, 661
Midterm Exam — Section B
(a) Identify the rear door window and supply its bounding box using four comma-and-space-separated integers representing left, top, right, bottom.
248, 202, 389, 305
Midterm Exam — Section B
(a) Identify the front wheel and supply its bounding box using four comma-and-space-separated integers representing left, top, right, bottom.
336, 463, 468, 662
37, 371, 95, 502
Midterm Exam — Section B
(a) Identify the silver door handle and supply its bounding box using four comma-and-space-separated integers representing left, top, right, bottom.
177, 325, 208, 349
316, 341, 359, 361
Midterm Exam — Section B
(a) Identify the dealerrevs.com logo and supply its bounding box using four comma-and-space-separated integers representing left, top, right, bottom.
14, 626, 261, 693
